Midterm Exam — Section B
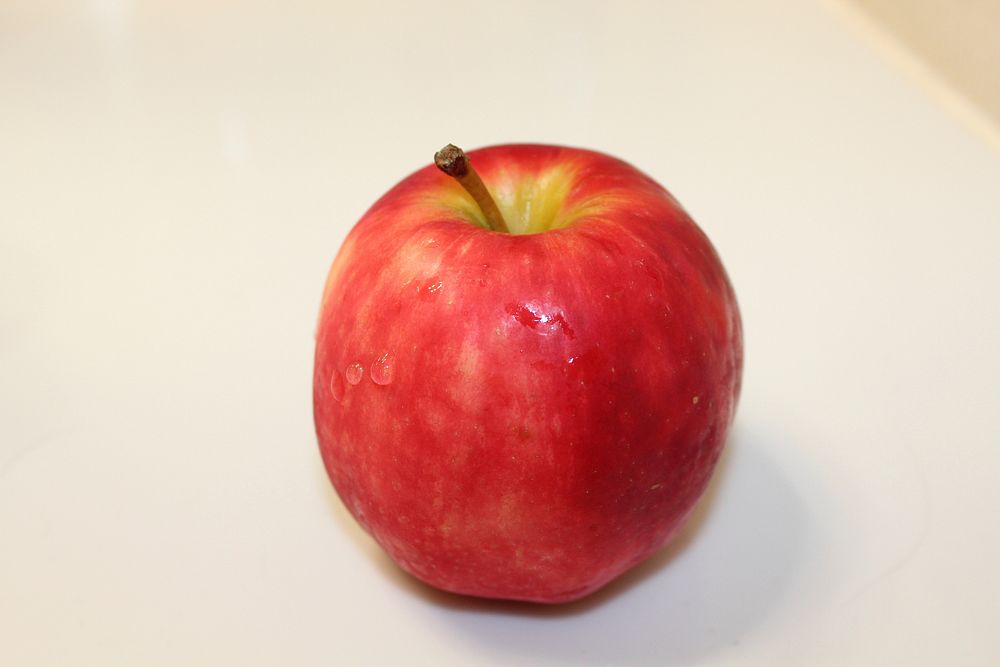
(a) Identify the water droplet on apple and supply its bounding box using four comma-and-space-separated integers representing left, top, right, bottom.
329, 370, 345, 402
345, 362, 365, 385
418, 279, 444, 300
370, 351, 395, 385
505, 302, 576, 338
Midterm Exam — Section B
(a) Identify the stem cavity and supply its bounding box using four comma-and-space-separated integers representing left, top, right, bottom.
434, 144, 510, 233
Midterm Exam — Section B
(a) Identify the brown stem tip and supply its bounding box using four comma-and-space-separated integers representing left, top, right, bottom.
433, 143, 509, 233
434, 144, 469, 178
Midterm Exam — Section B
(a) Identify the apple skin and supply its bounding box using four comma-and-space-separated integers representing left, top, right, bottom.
314, 144, 742, 603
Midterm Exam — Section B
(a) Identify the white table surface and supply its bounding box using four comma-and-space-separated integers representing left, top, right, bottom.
3, 1, 999, 665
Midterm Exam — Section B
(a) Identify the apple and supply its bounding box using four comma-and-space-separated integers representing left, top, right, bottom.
313, 144, 742, 603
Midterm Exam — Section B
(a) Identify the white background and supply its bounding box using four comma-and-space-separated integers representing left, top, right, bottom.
3, 1, 999, 665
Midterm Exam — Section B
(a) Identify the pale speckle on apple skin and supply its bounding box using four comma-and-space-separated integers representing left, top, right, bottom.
456, 340, 482, 380
692, 395, 700, 404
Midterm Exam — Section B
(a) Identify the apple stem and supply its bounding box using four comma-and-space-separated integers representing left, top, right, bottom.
434, 144, 510, 233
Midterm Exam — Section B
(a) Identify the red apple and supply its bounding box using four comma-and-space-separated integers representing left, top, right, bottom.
313, 144, 742, 603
